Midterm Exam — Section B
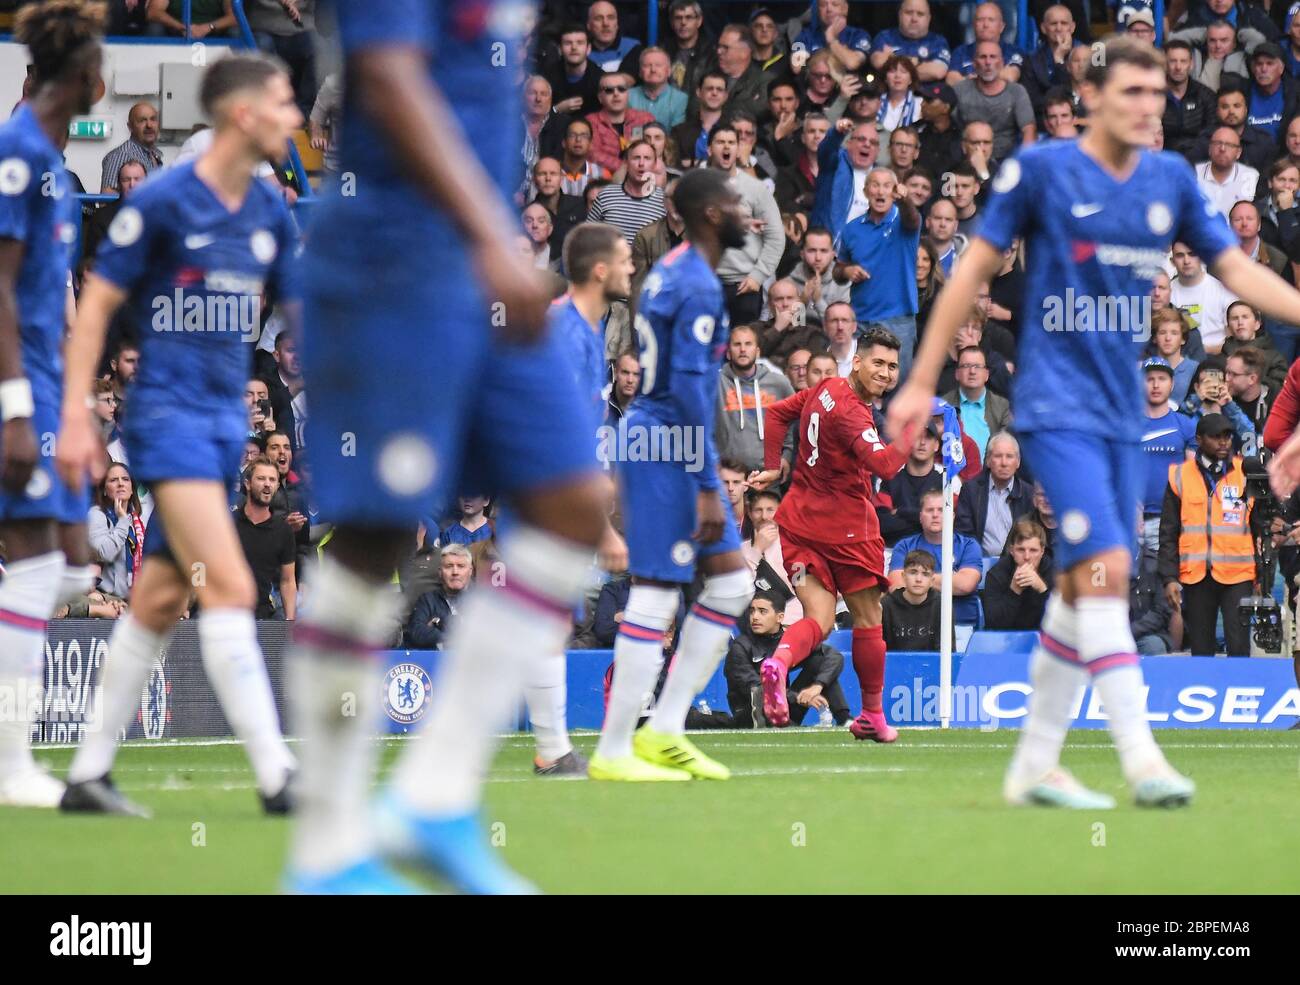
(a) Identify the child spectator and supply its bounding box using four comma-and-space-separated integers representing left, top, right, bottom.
882, 550, 944, 651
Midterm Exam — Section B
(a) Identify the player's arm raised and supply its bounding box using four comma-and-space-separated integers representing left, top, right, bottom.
750, 387, 812, 489
58, 272, 127, 490
887, 236, 1006, 442
348, 42, 547, 339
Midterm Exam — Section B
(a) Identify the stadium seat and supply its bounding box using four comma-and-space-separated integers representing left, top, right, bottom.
963, 630, 1037, 656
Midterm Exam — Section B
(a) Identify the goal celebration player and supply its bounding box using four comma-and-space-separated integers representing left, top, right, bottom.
747, 329, 915, 739
891, 35, 1300, 808
0, 0, 103, 807
590, 168, 754, 783
56, 54, 302, 817
286, 0, 608, 894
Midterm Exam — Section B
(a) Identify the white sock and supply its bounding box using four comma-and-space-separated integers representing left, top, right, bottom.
67, 615, 163, 784
288, 558, 403, 876
57, 565, 93, 609
0, 553, 64, 777
392, 525, 592, 816
526, 651, 572, 763
198, 608, 297, 796
1007, 593, 1085, 788
594, 585, 679, 760
1075, 595, 1167, 783
650, 569, 752, 735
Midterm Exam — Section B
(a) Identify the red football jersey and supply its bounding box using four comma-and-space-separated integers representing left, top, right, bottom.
762, 377, 910, 544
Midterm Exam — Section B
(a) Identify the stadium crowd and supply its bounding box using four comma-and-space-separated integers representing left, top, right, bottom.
46, 0, 1300, 724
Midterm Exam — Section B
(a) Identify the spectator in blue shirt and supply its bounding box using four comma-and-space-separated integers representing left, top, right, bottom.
1246, 42, 1300, 142
889, 488, 985, 625
793, 0, 871, 73
832, 167, 921, 378
809, 118, 881, 244
1139, 356, 1198, 566
439, 495, 493, 547
869, 0, 951, 83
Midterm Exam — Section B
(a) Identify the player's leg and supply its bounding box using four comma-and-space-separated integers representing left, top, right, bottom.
637, 547, 753, 779
0, 519, 66, 807
761, 540, 838, 726
842, 585, 898, 743
527, 648, 582, 775
62, 553, 188, 816
150, 480, 296, 803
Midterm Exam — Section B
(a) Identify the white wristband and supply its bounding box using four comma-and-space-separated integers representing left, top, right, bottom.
0, 378, 33, 421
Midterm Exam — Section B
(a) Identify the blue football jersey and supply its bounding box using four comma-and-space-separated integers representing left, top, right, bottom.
550, 293, 607, 443
975, 142, 1237, 440
632, 242, 728, 490
871, 29, 951, 66
0, 105, 77, 408
321, 0, 526, 250
94, 162, 299, 441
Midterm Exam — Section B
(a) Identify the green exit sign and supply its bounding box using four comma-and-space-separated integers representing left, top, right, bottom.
68, 118, 112, 140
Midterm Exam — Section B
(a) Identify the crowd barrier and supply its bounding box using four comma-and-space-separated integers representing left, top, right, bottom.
30, 622, 1298, 744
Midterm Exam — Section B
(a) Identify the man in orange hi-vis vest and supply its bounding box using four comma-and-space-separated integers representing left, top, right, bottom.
1158, 413, 1256, 656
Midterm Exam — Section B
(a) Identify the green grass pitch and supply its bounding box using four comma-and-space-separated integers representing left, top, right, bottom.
4, 729, 1298, 894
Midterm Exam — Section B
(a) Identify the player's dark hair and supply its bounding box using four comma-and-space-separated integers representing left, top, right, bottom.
15, 0, 104, 85
563, 222, 624, 285
200, 51, 288, 117
1083, 35, 1165, 89
903, 549, 935, 572
672, 166, 733, 229
856, 326, 901, 353
751, 590, 786, 614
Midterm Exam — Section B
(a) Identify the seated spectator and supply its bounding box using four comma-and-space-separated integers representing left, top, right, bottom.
740, 490, 804, 625
1180, 358, 1255, 448
879, 421, 944, 546
529, 157, 586, 257
586, 72, 655, 173
629, 47, 686, 129
719, 460, 749, 535
56, 584, 128, 620
1196, 127, 1260, 220
888, 488, 983, 624
545, 23, 604, 118
91, 378, 121, 447
1139, 356, 1197, 564
668, 71, 729, 169
943, 346, 1011, 459
244, 377, 276, 440
607, 351, 640, 422
82, 161, 146, 272
882, 549, 945, 651
1244, 41, 1297, 145
1170, 240, 1238, 354
559, 118, 607, 196
1187, 81, 1276, 174
1168, 18, 1253, 92
264, 430, 310, 563
88, 462, 148, 599
902, 166, 935, 209
587, 140, 666, 244
630, 177, 684, 299
725, 592, 850, 728
936, 311, 1012, 398
877, 55, 924, 135
784, 348, 812, 392
729, 110, 777, 183
146, 0, 234, 38
713, 23, 767, 117
869, 0, 950, 82
639, 121, 683, 189
755, 278, 829, 370
915, 237, 946, 328
99, 102, 163, 193
440, 495, 493, 547
915, 81, 963, 179
1158, 413, 1255, 657
234, 457, 297, 620
717, 325, 794, 474
1222, 300, 1287, 393
981, 518, 1051, 630
1041, 87, 1081, 139
522, 202, 560, 271
925, 196, 964, 276
405, 543, 475, 649
805, 351, 840, 391
261, 331, 305, 451
955, 432, 1033, 557
1253, 157, 1300, 258
948, 161, 983, 236
586, 0, 642, 74
1130, 565, 1175, 655
749, 10, 792, 84
787, 225, 849, 326
947, 2, 1022, 86
1148, 306, 1201, 405
1225, 344, 1278, 435
1020, 5, 1080, 124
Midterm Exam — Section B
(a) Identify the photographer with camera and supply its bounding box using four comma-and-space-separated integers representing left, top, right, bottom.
1158, 413, 1256, 656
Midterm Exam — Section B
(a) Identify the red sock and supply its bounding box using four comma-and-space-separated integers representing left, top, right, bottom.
852, 625, 887, 713
772, 616, 822, 670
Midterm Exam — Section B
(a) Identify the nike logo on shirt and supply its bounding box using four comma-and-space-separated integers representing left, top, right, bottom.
184, 234, 215, 249
1142, 427, 1179, 442
1070, 203, 1103, 218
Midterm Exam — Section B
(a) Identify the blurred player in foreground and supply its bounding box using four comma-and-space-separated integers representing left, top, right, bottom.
590, 167, 754, 783
891, 35, 1300, 808
288, 1, 607, 894
747, 328, 915, 739
0, 0, 102, 808
57, 54, 302, 817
